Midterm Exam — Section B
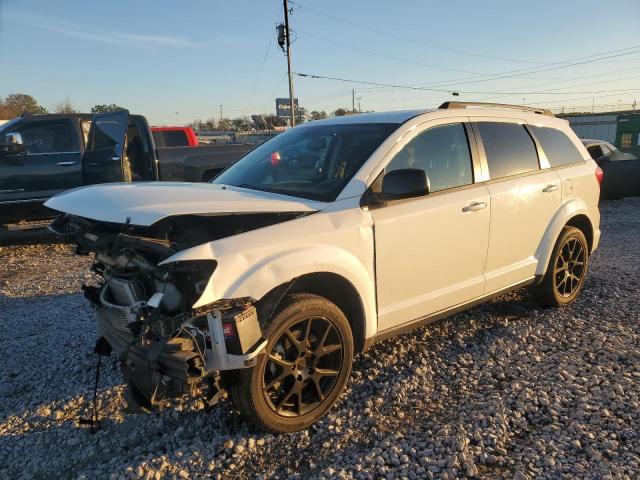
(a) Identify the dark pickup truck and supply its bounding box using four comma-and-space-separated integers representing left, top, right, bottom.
0, 111, 254, 227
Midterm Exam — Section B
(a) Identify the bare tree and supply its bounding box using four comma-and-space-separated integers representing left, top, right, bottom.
53, 97, 79, 114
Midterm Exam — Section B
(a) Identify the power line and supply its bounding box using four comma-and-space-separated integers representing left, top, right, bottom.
349, 45, 640, 93
298, 30, 484, 75
299, 3, 543, 65
294, 71, 640, 96
245, 33, 275, 112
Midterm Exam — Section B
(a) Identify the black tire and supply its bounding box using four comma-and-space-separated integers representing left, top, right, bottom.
536, 226, 589, 307
231, 293, 353, 433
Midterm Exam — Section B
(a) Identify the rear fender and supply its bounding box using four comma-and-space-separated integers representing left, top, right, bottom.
534, 198, 593, 277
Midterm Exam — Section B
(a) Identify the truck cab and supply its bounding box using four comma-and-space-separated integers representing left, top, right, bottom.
0, 111, 157, 226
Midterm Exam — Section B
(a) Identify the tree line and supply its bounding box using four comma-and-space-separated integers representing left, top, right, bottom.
0, 93, 126, 118
1, 92, 362, 129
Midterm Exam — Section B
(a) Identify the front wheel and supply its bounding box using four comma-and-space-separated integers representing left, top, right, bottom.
231, 294, 354, 433
536, 226, 589, 307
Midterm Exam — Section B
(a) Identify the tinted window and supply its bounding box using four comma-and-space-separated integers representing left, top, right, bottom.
163, 130, 189, 147
214, 123, 397, 202
530, 126, 584, 167
89, 117, 125, 150
152, 130, 189, 147
18, 121, 75, 154
587, 145, 604, 160
478, 122, 539, 179
386, 123, 473, 192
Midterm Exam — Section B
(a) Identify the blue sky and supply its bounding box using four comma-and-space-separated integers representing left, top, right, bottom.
1, 0, 639, 124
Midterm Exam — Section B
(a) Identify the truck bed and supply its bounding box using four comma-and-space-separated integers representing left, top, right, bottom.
156, 144, 255, 182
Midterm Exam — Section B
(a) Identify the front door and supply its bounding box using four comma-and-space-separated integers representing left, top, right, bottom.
370, 121, 491, 332
0, 119, 82, 203
84, 110, 129, 184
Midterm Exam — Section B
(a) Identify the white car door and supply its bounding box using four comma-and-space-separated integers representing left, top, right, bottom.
368, 121, 491, 333
472, 120, 562, 293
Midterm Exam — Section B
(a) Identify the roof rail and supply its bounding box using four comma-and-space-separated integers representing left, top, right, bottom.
439, 101, 555, 117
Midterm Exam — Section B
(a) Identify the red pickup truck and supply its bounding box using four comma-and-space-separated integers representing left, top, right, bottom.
151, 126, 199, 147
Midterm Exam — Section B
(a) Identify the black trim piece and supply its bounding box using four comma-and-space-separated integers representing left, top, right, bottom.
0, 197, 48, 205
363, 277, 538, 351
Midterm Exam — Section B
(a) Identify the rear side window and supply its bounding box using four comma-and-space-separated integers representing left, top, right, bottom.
477, 122, 539, 179
153, 130, 189, 147
586, 145, 604, 160
386, 123, 473, 192
530, 126, 584, 167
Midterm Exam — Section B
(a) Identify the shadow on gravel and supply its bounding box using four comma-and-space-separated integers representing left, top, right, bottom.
0, 228, 64, 247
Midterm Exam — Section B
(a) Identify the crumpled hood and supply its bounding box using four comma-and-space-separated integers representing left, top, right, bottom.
44, 182, 327, 226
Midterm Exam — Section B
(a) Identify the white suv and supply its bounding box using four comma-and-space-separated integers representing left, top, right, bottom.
47, 102, 602, 433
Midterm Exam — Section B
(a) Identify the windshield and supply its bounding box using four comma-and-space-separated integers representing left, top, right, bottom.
0, 118, 20, 135
213, 123, 397, 202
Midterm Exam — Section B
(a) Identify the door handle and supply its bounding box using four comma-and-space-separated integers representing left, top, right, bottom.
57, 161, 78, 166
542, 184, 560, 193
110, 156, 121, 162
462, 201, 487, 212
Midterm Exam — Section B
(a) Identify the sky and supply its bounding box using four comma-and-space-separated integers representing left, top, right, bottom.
1, 0, 639, 125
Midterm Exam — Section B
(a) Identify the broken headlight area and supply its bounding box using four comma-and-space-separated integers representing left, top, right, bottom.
63, 223, 266, 413
93, 273, 267, 412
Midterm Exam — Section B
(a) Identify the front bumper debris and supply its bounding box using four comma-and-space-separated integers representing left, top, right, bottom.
92, 277, 267, 411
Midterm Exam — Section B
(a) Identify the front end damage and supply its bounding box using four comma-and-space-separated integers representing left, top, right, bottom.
51, 214, 277, 412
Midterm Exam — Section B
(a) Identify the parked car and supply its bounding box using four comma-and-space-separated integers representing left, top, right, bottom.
151, 126, 199, 147
581, 139, 640, 199
46, 102, 601, 433
0, 112, 253, 227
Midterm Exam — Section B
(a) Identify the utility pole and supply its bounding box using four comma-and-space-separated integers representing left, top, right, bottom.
352, 89, 355, 112
219, 104, 223, 130
282, 0, 296, 127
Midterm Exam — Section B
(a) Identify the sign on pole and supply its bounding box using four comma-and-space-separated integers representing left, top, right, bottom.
276, 98, 299, 118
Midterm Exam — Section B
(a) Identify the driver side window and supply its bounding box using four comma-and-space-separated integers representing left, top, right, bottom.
386, 123, 473, 192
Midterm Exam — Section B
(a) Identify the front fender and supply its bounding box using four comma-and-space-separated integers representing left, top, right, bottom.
534, 198, 594, 277
162, 243, 378, 340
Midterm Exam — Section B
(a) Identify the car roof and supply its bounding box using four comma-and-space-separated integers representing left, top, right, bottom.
301, 105, 566, 128
304, 109, 434, 126
16, 113, 94, 122
581, 139, 614, 147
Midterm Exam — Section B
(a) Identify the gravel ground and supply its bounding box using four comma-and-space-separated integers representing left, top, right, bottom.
1, 198, 639, 480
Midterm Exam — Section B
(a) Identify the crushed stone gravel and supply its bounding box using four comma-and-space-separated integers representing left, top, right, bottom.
0, 198, 639, 479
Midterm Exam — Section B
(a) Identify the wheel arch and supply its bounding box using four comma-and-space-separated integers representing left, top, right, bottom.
535, 200, 596, 278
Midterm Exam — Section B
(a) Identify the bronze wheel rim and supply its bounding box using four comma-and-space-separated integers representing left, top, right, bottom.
553, 237, 586, 298
261, 315, 344, 417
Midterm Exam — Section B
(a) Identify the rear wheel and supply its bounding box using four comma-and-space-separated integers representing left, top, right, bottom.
231, 294, 353, 433
536, 226, 589, 307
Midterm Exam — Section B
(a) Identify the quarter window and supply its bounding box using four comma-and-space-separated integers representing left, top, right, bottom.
477, 122, 539, 179
386, 123, 473, 192
529, 126, 584, 167
586, 145, 604, 160
18, 121, 76, 154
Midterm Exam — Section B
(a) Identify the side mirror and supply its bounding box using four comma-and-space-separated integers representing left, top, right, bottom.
381, 168, 429, 199
1, 132, 25, 155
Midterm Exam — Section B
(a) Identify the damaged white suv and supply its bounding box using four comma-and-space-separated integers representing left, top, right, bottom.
47, 102, 601, 433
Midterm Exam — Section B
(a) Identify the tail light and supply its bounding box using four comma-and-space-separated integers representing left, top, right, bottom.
595, 166, 604, 185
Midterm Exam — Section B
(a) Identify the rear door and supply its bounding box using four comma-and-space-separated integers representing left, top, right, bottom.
0, 118, 82, 202
83, 110, 129, 184
474, 120, 562, 293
